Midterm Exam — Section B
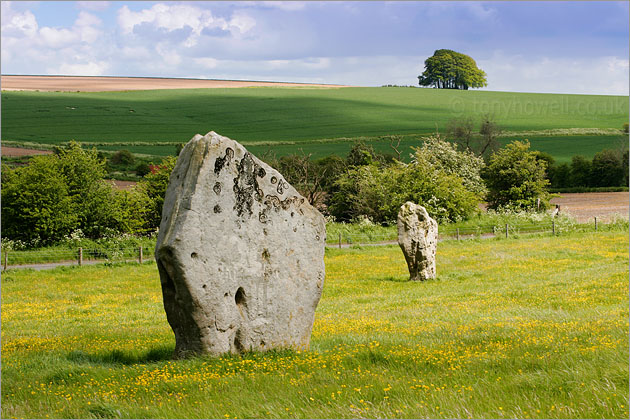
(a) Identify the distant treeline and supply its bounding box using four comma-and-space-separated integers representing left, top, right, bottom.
545, 149, 628, 190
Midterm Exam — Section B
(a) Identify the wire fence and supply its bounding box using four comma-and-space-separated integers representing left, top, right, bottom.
0, 217, 612, 269
1, 245, 155, 268
327, 220, 574, 246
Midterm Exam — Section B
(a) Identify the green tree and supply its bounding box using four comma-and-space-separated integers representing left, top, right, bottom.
483, 140, 550, 210
590, 149, 624, 187
137, 156, 178, 229
135, 162, 151, 177
549, 162, 571, 189
1, 160, 77, 244
346, 141, 378, 167
55, 142, 120, 238
330, 157, 480, 224
315, 155, 347, 194
418, 49, 487, 90
570, 155, 592, 187
112, 188, 152, 234
110, 149, 136, 166
414, 134, 486, 195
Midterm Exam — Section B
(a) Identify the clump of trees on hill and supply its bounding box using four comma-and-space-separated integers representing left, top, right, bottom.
418, 49, 487, 90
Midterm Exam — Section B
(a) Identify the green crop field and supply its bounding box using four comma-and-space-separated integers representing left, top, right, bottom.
2, 231, 628, 419
2, 87, 627, 162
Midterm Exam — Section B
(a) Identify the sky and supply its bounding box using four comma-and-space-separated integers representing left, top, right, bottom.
1, 1, 629, 95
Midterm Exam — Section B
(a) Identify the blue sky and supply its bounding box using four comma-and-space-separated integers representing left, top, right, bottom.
2, 1, 628, 94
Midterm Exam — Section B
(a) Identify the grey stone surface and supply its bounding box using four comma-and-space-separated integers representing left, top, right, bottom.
397, 202, 438, 281
155, 131, 326, 358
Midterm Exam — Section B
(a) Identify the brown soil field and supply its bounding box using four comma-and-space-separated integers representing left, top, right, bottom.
550, 192, 628, 223
1, 75, 348, 92
1, 146, 52, 157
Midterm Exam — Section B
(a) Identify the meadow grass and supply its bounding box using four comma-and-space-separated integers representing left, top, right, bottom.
1, 231, 628, 418
2, 87, 627, 161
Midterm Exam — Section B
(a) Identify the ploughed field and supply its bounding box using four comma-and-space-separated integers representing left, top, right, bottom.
550, 192, 629, 223
1, 75, 348, 92
1, 77, 627, 162
1, 231, 628, 419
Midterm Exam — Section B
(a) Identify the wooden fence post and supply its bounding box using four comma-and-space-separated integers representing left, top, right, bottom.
338, 233, 342, 249
552, 220, 556, 236
139, 246, 143, 264
594, 217, 598, 231
505, 223, 509, 238
3, 251, 7, 271
78, 247, 83, 266
457, 228, 460, 241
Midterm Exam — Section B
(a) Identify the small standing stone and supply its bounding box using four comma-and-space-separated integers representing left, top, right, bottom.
397, 202, 438, 281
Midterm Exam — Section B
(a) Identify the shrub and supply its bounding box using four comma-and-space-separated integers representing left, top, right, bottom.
346, 141, 378, 167
570, 155, 592, 187
548, 162, 571, 189
1, 159, 77, 245
55, 142, 122, 238
330, 158, 480, 224
590, 149, 624, 187
1, 142, 151, 245
110, 149, 135, 166
135, 162, 151, 177
414, 135, 486, 195
112, 188, 152, 234
483, 140, 550, 211
137, 156, 177, 230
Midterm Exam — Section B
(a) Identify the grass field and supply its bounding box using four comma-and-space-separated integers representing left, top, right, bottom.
2, 87, 627, 162
2, 231, 628, 418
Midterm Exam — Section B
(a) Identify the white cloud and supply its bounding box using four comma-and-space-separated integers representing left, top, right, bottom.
38, 26, 76, 48
1, 2, 108, 76
36, 12, 103, 48
54, 61, 110, 76
76, 11, 102, 27
478, 52, 630, 95
229, 12, 256, 35
194, 57, 219, 69
1, 2, 38, 37
117, 3, 235, 48
116, 3, 258, 50
120, 45, 151, 60
156, 43, 182, 67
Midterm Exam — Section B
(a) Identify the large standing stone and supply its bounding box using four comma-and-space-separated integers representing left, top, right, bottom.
397, 202, 438, 281
155, 131, 326, 358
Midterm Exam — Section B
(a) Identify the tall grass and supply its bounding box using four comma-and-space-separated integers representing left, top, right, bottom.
1, 231, 628, 418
